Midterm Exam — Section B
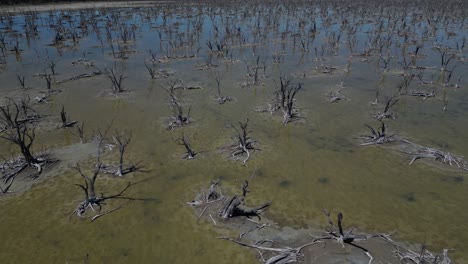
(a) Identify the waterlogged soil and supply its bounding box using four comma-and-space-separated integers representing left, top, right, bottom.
0, 1, 467, 263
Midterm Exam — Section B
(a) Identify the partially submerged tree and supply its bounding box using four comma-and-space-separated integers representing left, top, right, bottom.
165, 81, 192, 130
168, 101, 191, 130
263, 77, 303, 125
71, 162, 151, 222
374, 96, 398, 120
100, 130, 144, 177
359, 121, 395, 146
59, 105, 77, 128
213, 70, 232, 104
0, 98, 46, 180
105, 67, 126, 94
221, 119, 259, 165
176, 134, 197, 160
0, 97, 52, 192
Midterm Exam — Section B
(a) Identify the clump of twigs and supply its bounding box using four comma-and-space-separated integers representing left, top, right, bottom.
358, 121, 395, 146
221, 119, 259, 165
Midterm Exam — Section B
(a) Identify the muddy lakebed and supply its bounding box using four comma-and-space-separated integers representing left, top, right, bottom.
0, 0, 467, 263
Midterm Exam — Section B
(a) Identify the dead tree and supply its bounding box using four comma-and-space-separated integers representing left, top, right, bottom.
0, 98, 43, 167
16, 74, 27, 89
359, 121, 395, 146
176, 134, 197, 159
76, 122, 85, 143
105, 67, 126, 94
281, 81, 302, 125
168, 101, 191, 130
222, 119, 259, 165
164, 80, 180, 106
374, 96, 398, 120
213, 70, 232, 104
144, 61, 156, 79
59, 105, 77, 128
71, 163, 151, 221
101, 130, 143, 177
268, 77, 302, 125
310, 210, 377, 263
0, 98, 46, 182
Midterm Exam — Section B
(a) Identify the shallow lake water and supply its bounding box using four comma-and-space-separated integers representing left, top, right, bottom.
0, 1, 467, 263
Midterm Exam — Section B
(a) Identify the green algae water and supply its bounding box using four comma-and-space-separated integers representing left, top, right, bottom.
0, 1, 467, 263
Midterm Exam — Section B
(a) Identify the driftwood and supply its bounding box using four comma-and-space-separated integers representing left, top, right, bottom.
402, 139, 467, 171
401, 90, 436, 100
328, 84, 349, 103
56, 71, 102, 84
219, 179, 271, 220
188, 178, 270, 222
219, 237, 318, 264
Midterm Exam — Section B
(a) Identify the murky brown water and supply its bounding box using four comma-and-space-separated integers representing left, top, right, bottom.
0, 1, 467, 263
